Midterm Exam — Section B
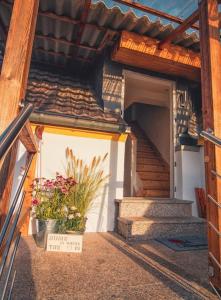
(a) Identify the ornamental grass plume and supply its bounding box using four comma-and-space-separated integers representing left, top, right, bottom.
65, 148, 109, 217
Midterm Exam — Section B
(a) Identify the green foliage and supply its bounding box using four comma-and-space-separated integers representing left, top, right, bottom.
65, 148, 109, 218
57, 206, 86, 233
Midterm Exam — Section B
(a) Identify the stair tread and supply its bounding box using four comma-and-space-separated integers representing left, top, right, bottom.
116, 198, 193, 204
118, 216, 206, 225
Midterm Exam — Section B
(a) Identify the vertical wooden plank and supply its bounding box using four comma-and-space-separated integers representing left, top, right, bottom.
0, 0, 39, 223
20, 153, 37, 236
199, 0, 221, 289
0, 143, 18, 227
0, 0, 39, 133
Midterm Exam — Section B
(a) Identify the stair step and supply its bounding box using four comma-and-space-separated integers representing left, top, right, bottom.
137, 164, 168, 172
143, 189, 170, 197
137, 152, 160, 159
142, 180, 170, 189
116, 198, 193, 218
137, 148, 155, 154
139, 171, 170, 181
117, 216, 206, 240
137, 158, 164, 165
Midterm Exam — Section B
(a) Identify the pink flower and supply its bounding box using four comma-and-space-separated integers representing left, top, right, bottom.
32, 198, 39, 206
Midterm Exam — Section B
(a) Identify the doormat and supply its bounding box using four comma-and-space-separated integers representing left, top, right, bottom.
156, 236, 208, 251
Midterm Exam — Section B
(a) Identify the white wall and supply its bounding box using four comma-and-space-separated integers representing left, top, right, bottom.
10, 141, 28, 206
35, 131, 126, 232
137, 105, 170, 163
175, 146, 205, 216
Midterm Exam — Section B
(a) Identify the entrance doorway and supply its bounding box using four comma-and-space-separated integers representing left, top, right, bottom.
123, 70, 175, 198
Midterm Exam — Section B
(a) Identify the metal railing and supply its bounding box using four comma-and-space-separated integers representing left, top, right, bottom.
0, 104, 36, 300
200, 129, 221, 297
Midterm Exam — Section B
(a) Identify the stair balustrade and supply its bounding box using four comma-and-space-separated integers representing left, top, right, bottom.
200, 130, 221, 297
0, 103, 37, 300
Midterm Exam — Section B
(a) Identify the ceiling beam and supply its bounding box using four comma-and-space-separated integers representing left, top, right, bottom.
1, 0, 117, 34
35, 34, 98, 52
38, 11, 115, 33
97, 30, 116, 51
76, 0, 91, 45
112, 0, 199, 30
34, 48, 72, 58
0, 17, 6, 40
158, 9, 199, 49
34, 48, 92, 62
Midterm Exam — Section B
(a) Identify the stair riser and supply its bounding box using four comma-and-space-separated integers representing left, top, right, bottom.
137, 158, 162, 165
139, 172, 170, 181
118, 221, 206, 241
119, 202, 192, 218
142, 181, 170, 189
137, 165, 167, 172
143, 190, 170, 197
137, 154, 160, 159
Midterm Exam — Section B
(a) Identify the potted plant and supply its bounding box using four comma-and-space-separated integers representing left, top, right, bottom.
32, 174, 76, 247
65, 148, 109, 227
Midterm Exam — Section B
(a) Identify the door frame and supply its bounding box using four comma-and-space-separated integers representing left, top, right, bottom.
122, 69, 176, 198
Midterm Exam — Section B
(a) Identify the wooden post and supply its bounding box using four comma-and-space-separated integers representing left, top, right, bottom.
20, 153, 38, 236
0, 0, 39, 133
199, 0, 221, 289
0, 0, 39, 221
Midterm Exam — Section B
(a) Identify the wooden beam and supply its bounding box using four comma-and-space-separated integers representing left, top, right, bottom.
76, 0, 91, 45
19, 121, 38, 153
0, 17, 6, 41
199, 0, 221, 290
1, 0, 117, 35
0, 143, 18, 228
0, 0, 39, 133
38, 10, 117, 34
158, 9, 199, 49
34, 48, 92, 63
35, 34, 98, 52
34, 48, 72, 59
112, 0, 199, 30
98, 30, 116, 51
20, 152, 37, 236
112, 31, 201, 81
0, 0, 39, 224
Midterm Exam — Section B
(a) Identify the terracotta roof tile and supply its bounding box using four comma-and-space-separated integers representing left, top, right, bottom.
25, 68, 123, 124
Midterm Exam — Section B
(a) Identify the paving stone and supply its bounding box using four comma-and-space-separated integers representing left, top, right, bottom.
10, 233, 218, 300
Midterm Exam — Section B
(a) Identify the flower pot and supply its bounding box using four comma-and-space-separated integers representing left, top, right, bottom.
35, 219, 58, 248
66, 230, 84, 235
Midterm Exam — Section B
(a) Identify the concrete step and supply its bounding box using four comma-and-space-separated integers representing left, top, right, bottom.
117, 216, 206, 241
142, 180, 170, 189
143, 189, 170, 197
116, 198, 192, 218
138, 171, 170, 181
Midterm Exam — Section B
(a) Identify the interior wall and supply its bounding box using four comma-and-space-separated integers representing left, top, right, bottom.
136, 104, 170, 164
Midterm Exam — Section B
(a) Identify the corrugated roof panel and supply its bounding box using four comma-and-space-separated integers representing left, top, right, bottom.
0, 0, 200, 66
39, 0, 83, 19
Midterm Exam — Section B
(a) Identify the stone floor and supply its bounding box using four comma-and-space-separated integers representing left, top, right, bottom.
11, 233, 219, 300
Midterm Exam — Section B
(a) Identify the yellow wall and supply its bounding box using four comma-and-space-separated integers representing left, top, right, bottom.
31, 123, 128, 142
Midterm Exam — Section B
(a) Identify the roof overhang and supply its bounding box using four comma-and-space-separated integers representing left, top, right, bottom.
30, 112, 129, 134
112, 31, 201, 82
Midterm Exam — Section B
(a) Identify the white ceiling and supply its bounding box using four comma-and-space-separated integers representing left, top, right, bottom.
124, 70, 173, 109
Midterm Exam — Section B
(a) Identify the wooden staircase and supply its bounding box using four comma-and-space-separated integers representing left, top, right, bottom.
131, 122, 170, 198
